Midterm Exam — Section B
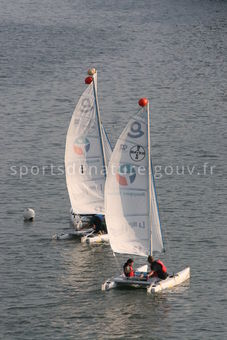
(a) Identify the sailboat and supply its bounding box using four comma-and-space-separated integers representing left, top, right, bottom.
54, 68, 111, 243
102, 98, 190, 293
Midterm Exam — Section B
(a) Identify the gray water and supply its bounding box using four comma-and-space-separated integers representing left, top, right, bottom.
0, 0, 226, 339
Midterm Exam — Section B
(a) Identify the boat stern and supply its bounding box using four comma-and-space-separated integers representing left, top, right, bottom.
102, 279, 117, 291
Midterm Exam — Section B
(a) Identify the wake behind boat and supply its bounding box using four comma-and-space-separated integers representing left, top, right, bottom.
52, 228, 94, 240
102, 98, 190, 293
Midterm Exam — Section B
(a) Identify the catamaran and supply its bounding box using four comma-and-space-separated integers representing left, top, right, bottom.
54, 68, 111, 243
102, 98, 190, 293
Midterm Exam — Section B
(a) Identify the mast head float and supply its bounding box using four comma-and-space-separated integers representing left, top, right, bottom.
138, 98, 148, 107
88, 68, 96, 76
85, 76, 93, 84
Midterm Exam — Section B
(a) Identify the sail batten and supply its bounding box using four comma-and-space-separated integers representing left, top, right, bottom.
105, 104, 164, 257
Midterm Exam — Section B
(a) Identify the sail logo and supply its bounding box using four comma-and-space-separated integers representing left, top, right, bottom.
74, 97, 95, 128
120, 144, 128, 151
81, 98, 94, 114
128, 121, 144, 139
130, 145, 145, 162
116, 164, 136, 186
73, 137, 90, 155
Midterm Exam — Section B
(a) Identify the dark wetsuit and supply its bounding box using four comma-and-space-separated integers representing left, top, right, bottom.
90, 215, 107, 233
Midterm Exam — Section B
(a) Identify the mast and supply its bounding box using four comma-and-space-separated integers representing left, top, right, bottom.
147, 101, 153, 256
92, 71, 107, 177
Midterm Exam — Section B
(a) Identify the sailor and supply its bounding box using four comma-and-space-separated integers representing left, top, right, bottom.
147, 256, 168, 280
90, 214, 107, 234
123, 259, 135, 277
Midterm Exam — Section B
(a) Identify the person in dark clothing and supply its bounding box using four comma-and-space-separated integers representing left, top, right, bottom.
90, 214, 107, 234
147, 255, 168, 280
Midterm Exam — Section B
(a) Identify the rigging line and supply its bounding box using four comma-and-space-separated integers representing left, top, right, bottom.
113, 252, 122, 275
102, 125, 113, 152
150, 158, 164, 249
127, 107, 145, 122
93, 73, 107, 175
161, 222, 173, 266
147, 102, 152, 256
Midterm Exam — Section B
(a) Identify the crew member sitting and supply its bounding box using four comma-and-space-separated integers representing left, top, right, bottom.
123, 259, 135, 278
147, 255, 168, 280
90, 215, 107, 234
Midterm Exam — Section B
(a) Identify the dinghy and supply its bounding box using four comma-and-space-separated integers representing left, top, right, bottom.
102, 265, 190, 292
55, 68, 111, 242
102, 98, 190, 293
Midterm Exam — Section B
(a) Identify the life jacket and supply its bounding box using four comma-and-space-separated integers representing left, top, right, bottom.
156, 259, 167, 273
124, 264, 134, 277
151, 259, 167, 277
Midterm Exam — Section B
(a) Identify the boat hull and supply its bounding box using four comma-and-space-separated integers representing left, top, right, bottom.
81, 233, 109, 244
102, 267, 190, 293
147, 267, 190, 293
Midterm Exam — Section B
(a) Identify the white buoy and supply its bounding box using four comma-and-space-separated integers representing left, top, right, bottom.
23, 208, 35, 221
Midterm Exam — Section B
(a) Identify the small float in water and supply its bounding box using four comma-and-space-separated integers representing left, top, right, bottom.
23, 208, 35, 221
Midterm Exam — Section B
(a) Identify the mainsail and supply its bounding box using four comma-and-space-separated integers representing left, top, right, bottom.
65, 72, 111, 214
105, 102, 163, 256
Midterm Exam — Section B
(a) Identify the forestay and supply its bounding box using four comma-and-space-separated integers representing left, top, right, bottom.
65, 73, 111, 214
101, 125, 112, 166
105, 106, 164, 256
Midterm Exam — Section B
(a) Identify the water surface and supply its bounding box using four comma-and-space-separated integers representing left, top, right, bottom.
0, 0, 226, 339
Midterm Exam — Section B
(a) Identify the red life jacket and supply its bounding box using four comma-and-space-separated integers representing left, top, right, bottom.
124, 264, 134, 277
128, 264, 134, 277
156, 259, 167, 273
151, 259, 167, 277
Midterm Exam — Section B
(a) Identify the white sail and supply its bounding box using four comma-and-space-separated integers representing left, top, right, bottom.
65, 73, 111, 214
105, 105, 163, 256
